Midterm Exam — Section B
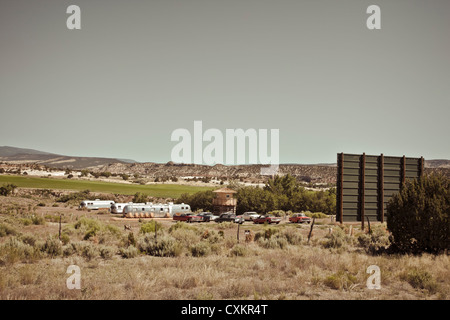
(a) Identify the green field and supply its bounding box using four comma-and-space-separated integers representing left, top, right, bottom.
0, 175, 214, 198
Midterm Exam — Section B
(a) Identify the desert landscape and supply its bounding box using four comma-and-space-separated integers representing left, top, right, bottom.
0, 186, 448, 300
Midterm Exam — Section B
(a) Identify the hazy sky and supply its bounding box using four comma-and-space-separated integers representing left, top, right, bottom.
0, 0, 449, 164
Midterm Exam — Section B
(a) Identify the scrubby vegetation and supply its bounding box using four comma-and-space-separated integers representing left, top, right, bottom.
0, 178, 448, 300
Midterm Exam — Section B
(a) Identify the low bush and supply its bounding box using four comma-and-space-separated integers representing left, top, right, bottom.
119, 245, 139, 259
138, 234, 182, 257
57, 190, 90, 203
169, 221, 199, 233
99, 246, 115, 260
321, 227, 354, 249
256, 235, 288, 249
170, 228, 199, 247
81, 243, 98, 261
400, 268, 438, 293
0, 237, 42, 265
41, 236, 62, 258
304, 211, 328, 219
323, 270, 358, 290
190, 241, 211, 257
0, 223, 19, 237
140, 220, 163, 235
357, 225, 391, 254
229, 244, 249, 257
279, 228, 303, 245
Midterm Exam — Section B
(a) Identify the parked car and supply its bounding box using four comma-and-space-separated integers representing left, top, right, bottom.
289, 212, 312, 224
242, 212, 260, 221
172, 213, 203, 223
253, 215, 282, 224
235, 215, 245, 224
215, 213, 244, 224
197, 212, 217, 222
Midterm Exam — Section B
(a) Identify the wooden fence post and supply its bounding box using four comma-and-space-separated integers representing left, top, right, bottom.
308, 218, 316, 244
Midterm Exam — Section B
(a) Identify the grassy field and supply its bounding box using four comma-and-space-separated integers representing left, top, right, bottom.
0, 175, 213, 198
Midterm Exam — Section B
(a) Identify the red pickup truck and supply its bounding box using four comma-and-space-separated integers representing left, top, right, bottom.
289, 213, 312, 224
172, 213, 202, 223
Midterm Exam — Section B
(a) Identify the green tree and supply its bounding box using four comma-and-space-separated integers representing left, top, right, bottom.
132, 192, 148, 203
386, 174, 449, 254
0, 183, 17, 196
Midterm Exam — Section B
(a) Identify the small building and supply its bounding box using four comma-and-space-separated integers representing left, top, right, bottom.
212, 187, 237, 214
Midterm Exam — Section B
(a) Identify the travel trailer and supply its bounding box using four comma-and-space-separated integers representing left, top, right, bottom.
122, 202, 191, 218
110, 202, 144, 214
79, 199, 115, 210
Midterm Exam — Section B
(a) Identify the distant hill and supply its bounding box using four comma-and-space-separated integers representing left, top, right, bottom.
425, 159, 450, 169
0, 146, 54, 157
1, 146, 449, 184
0, 146, 134, 169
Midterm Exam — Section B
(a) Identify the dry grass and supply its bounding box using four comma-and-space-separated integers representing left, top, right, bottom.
0, 194, 449, 300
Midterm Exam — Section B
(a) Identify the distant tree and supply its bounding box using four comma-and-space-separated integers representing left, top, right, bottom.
133, 192, 148, 203
0, 183, 17, 196
80, 170, 89, 177
176, 190, 216, 212
121, 174, 129, 181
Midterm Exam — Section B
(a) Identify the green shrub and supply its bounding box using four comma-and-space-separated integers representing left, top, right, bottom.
138, 234, 181, 257
386, 174, 449, 254
132, 192, 148, 203
0, 183, 17, 196
41, 237, 62, 257
0, 223, 18, 237
99, 246, 115, 259
216, 222, 235, 230
0, 237, 42, 265
171, 228, 199, 247
20, 234, 37, 246
229, 244, 248, 257
323, 270, 358, 290
169, 221, 199, 233
73, 217, 116, 240
140, 220, 163, 235
31, 215, 46, 225
304, 211, 328, 219
254, 227, 278, 241
81, 243, 98, 261
59, 233, 70, 245
190, 241, 211, 257
119, 245, 139, 259
400, 268, 438, 293
322, 227, 353, 249
357, 225, 390, 254
280, 228, 303, 245
57, 190, 90, 203
256, 235, 288, 249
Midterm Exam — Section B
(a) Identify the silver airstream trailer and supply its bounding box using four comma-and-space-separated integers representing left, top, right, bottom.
122, 203, 191, 218
79, 199, 115, 210
110, 202, 145, 214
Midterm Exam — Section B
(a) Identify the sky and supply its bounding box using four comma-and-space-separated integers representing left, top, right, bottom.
0, 0, 449, 164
